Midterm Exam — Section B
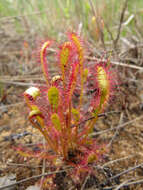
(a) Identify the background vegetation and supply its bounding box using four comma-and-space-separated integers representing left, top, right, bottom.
0, 0, 143, 42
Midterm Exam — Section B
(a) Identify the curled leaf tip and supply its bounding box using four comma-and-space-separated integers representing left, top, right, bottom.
24, 87, 40, 100
40, 40, 51, 85
29, 109, 43, 118
51, 75, 62, 84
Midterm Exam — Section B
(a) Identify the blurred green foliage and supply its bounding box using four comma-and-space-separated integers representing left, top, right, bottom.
0, 0, 142, 41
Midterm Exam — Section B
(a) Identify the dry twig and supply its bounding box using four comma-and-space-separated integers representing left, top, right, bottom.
0, 80, 46, 87
107, 112, 124, 147
102, 155, 134, 168
0, 168, 72, 190
86, 56, 143, 70
109, 162, 143, 181
114, 178, 134, 190
103, 178, 143, 190
91, 115, 143, 136
114, 0, 128, 49
80, 173, 90, 190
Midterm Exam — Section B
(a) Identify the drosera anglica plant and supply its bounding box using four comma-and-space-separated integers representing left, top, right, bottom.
19, 32, 117, 189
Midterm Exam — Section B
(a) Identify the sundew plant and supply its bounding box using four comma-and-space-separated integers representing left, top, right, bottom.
19, 33, 116, 188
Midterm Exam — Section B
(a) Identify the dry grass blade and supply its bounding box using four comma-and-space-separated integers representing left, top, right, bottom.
80, 173, 90, 190
123, 14, 135, 26
103, 179, 143, 190
40, 139, 46, 188
109, 163, 143, 181
114, 0, 128, 49
86, 56, 143, 70
7, 163, 44, 168
0, 80, 46, 87
102, 155, 134, 167
89, 0, 105, 49
103, 19, 114, 42
91, 115, 143, 136
107, 112, 124, 147
0, 78, 44, 81
110, 60, 143, 70
114, 178, 133, 190
0, 168, 72, 190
